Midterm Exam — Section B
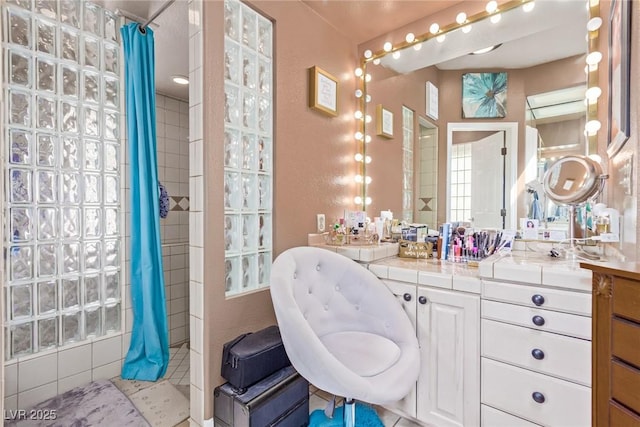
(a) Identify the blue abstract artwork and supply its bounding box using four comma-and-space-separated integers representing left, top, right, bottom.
462, 72, 507, 118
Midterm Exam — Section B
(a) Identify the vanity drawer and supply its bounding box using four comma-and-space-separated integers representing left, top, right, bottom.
612, 361, 640, 415
481, 319, 591, 386
481, 404, 541, 427
610, 401, 640, 426
613, 278, 640, 323
481, 300, 591, 340
482, 358, 590, 427
612, 318, 640, 367
482, 280, 591, 316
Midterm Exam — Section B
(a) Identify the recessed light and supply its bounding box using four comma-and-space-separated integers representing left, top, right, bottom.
172, 75, 189, 85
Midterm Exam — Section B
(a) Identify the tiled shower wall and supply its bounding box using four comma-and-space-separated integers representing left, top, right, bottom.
156, 93, 190, 346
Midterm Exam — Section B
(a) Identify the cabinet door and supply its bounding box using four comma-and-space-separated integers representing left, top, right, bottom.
383, 280, 418, 418
417, 287, 480, 427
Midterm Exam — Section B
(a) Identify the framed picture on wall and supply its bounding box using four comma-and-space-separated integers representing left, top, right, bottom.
376, 105, 394, 138
606, 0, 632, 158
461, 72, 507, 118
308, 66, 338, 117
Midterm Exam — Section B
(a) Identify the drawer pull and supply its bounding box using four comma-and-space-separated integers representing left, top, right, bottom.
403, 293, 412, 302
418, 296, 428, 305
532, 315, 545, 326
532, 392, 546, 404
531, 348, 545, 360
531, 294, 545, 306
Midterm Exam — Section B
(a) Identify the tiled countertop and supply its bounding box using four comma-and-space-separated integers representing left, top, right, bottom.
478, 251, 593, 292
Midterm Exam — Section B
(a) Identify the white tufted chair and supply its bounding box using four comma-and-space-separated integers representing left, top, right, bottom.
270, 246, 420, 426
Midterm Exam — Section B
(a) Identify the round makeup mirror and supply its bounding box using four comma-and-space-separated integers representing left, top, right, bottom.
542, 155, 607, 248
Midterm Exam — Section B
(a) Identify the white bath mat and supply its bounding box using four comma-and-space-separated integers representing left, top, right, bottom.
129, 380, 190, 427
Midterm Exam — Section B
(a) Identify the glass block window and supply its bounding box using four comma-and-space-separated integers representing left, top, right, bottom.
2, 0, 122, 359
450, 143, 472, 223
223, 0, 273, 297
402, 107, 414, 222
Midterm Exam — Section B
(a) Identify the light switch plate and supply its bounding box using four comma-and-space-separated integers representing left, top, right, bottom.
317, 214, 325, 232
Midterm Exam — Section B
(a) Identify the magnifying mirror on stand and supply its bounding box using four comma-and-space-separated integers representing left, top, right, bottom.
542, 155, 608, 259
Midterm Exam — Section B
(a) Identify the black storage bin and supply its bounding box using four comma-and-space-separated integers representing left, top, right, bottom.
221, 325, 291, 391
214, 365, 309, 427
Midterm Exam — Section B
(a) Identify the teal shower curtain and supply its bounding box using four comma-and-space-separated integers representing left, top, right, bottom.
120, 23, 169, 381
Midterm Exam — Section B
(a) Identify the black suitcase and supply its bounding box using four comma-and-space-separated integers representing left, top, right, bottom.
214, 365, 309, 427
221, 325, 291, 391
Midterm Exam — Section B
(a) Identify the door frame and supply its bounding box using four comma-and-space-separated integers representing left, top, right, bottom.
446, 122, 518, 229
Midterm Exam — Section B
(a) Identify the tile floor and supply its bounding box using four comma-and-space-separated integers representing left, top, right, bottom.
308, 385, 423, 427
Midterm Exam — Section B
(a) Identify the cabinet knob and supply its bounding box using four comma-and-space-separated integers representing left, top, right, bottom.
403, 293, 412, 302
418, 296, 428, 305
532, 315, 545, 326
531, 294, 545, 306
532, 392, 546, 404
531, 348, 545, 360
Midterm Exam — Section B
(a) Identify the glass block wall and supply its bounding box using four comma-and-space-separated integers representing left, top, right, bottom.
223, 0, 273, 297
2, 0, 122, 360
450, 143, 472, 223
402, 106, 414, 222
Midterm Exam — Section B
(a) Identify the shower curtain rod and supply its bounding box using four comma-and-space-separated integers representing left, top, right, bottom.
115, 8, 159, 28
141, 0, 176, 30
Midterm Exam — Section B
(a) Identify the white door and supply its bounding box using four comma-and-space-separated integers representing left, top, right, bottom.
383, 280, 418, 418
416, 287, 480, 427
470, 132, 509, 229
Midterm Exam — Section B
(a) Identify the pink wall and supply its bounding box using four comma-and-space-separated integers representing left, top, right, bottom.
201, 0, 358, 419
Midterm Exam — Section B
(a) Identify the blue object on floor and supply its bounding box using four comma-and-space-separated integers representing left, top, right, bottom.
309, 403, 384, 427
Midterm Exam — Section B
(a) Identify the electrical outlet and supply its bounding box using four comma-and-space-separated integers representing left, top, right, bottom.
317, 214, 326, 232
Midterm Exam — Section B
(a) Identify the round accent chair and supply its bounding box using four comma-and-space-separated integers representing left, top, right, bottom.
270, 246, 420, 426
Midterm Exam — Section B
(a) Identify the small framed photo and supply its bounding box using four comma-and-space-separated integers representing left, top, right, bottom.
520, 218, 539, 240
308, 66, 338, 117
376, 104, 394, 139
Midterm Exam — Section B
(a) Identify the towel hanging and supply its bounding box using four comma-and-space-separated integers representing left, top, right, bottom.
159, 183, 169, 218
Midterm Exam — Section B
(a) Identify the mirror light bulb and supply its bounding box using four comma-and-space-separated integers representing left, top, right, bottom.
456, 12, 467, 24
365, 115, 372, 123
354, 196, 363, 205
365, 197, 372, 206
586, 51, 603, 65
354, 153, 364, 162
365, 156, 372, 164
486, 1, 498, 13
585, 119, 601, 134
462, 24, 472, 33
355, 131, 363, 140
355, 89, 363, 98
429, 23, 440, 34
355, 175, 363, 183
365, 135, 372, 143
365, 74, 372, 82
490, 14, 501, 23
436, 34, 446, 43
413, 43, 423, 51
405, 33, 415, 43
522, 1, 535, 12
392, 51, 401, 59
354, 68, 363, 77
373, 58, 381, 65
365, 176, 372, 184
365, 95, 372, 103
383, 42, 393, 52
364, 49, 372, 59
586, 86, 602, 101
587, 17, 603, 31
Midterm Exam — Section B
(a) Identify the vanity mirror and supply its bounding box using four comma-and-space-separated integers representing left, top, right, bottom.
358, 0, 603, 231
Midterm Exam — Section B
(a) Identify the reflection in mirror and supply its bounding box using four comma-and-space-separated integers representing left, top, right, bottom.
361, 0, 591, 231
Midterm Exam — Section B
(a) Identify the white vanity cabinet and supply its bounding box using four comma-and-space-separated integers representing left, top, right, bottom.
383, 279, 480, 427
480, 279, 592, 426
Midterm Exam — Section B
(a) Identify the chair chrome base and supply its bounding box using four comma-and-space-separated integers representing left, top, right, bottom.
343, 398, 355, 427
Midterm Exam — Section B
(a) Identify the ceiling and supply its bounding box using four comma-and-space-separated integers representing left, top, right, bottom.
92, 0, 586, 102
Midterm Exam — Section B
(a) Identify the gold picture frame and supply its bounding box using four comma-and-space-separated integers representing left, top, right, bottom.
308, 66, 338, 117
376, 104, 393, 138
